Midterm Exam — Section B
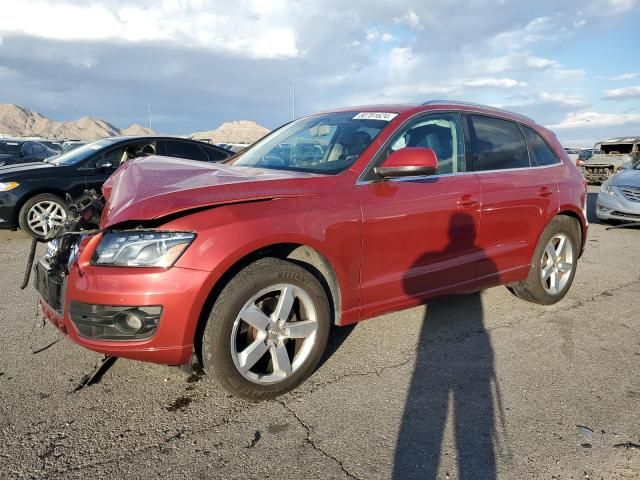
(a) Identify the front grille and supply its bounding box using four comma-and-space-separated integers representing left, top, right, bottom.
620, 186, 640, 203
585, 166, 613, 174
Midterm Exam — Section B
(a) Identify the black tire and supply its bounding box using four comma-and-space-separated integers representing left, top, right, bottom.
201, 257, 331, 400
508, 215, 580, 305
18, 193, 69, 239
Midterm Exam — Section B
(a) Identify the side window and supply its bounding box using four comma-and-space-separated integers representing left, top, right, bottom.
163, 141, 207, 161
522, 126, 560, 166
469, 115, 529, 171
21, 142, 33, 155
204, 145, 229, 162
384, 112, 465, 175
32, 142, 45, 153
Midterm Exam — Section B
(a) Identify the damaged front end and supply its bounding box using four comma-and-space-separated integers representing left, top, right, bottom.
26, 190, 105, 312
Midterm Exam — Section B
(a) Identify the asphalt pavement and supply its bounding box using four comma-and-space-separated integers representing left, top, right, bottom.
0, 186, 638, 479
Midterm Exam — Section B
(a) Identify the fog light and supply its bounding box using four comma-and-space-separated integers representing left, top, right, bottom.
69, 302, 162, 340
115, 310, 146, 333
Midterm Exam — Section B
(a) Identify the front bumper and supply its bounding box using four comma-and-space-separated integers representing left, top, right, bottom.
0, 190, 21, 229
595, 188, 640, 222
35, 236, 212, 365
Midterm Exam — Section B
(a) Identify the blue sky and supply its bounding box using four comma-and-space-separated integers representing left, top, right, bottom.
0, 0, 638, 146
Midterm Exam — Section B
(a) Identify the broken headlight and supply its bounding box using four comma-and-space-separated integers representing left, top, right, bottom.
93, 231, 195, 268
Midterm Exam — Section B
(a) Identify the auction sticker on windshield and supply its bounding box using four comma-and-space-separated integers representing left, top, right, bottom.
353, 112, 398, 121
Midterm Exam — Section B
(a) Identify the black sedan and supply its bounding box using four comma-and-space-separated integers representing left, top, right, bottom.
0, 139, 59, 166
0, 136, 232, 238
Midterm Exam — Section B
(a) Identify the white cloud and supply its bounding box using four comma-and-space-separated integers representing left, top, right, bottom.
0, 0, 300, 59
610, 73, 639, 81
394, 9, 423, 30
547, 111, 640, 129
463, 78, 528, 88
604, 85, 640, 100
483, 52, 560, 73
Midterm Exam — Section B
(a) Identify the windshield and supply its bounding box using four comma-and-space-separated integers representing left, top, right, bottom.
50, 138, 118, 166
0, 142, 20, 154
231, 111, 392, 174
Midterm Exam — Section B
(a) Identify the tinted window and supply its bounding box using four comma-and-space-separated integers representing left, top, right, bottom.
469, 115, 529, 171
383, 112, 466, 175
32, 142, 45, 153
0, 142, 20, 154
522, 126, 560, 166
163, 141, 207, 161
203, 145, 229, 161
21, 142, 33, 155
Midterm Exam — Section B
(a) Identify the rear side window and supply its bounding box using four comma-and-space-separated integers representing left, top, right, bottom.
469, 115, 529, 171
522, 126, 560, 166
162, 141, 207, 161
203, 145, 229, 161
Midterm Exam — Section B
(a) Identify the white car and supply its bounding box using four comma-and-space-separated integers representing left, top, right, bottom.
596, 163, 640, 223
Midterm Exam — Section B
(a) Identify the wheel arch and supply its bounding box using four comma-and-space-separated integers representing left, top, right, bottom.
192, 242, 343, 363
556, 207, 586, 256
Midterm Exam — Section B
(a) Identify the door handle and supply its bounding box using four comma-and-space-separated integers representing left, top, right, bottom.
538, 187, 553, 197
457, 195, 479, 207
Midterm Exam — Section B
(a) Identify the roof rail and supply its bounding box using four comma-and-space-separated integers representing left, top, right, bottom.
421, 100, 534, 122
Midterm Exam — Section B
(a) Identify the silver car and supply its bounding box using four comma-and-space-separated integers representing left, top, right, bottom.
596, 163, 640, 222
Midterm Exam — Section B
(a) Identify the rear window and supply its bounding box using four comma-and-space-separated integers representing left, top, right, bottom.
601, 143, 633, 154
0, 142, 20, 154
469, 115, 529, 171
522, 126, 560, 166
163, 141, 207, 161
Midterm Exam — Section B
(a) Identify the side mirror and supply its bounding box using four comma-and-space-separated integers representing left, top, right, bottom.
374, 147, 438, 179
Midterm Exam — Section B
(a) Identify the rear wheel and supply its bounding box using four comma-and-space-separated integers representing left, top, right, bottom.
508, 216, 580, 305
18, 193, 69, 239
201, 257, 330, 400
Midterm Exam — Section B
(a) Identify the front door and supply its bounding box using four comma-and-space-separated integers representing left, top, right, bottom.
358, 112, 483, 317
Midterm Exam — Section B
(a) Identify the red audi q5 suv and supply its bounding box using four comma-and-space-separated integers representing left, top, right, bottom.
35, 101, 588, 399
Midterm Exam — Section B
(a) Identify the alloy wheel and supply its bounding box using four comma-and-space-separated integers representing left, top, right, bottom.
230, 283, 318, 384
540, 233, 574, 295
27, 201, 67, 237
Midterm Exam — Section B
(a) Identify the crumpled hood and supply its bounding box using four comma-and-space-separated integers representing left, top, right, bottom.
610, 167, 640, 187
101, 156, 320, 228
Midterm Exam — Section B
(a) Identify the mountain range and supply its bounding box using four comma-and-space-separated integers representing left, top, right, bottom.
0, 104, 270, 144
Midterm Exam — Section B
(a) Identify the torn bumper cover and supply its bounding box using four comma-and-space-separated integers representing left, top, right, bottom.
33, 192, 208, 365
36, 259, 208, 364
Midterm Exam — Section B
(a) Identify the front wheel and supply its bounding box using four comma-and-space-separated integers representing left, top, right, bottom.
18, 193, 69, 239
201, 257, 331, 400
508, 216, 580, 305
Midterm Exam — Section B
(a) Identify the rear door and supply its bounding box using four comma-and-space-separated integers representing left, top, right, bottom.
358, 112, 483, 314
466, 114, 560, 279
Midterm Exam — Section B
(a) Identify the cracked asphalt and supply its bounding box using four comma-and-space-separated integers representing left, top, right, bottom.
0, 186, 638, 479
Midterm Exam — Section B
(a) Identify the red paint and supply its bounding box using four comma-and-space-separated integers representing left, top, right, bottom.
42, 102, 588, 365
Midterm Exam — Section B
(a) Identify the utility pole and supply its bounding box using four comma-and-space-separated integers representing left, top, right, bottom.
290, 82, 296, 121
148, 104, 152, 131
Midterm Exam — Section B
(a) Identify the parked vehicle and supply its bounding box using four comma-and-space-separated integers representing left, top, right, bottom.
596, 161, 640, 223
33, 101, 588, 400
577, 148, 593, 166
37, 140, 64, 153
581, 137, 640, 183
61, 140, 88, 153
0, 139, 59, 166
0, 136, 232, 238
